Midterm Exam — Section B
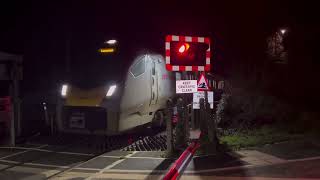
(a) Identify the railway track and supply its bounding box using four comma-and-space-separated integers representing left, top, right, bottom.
42, 131, 169, 179
121, 133, 167, 151
25, 127, 168, 152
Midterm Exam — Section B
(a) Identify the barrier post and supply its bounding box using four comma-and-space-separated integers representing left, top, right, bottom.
199, 98, 207, 135
205, 91, 217, 153
175, 98, 187, 149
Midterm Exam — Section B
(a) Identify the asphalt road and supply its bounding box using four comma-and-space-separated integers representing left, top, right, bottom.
1, 138, 320, 179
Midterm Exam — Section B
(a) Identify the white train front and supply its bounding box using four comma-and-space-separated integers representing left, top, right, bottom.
56, 53, 175, 135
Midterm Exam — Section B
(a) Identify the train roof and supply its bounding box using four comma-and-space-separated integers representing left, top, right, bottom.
0, 51, 22, 62
69, 50, 162, 89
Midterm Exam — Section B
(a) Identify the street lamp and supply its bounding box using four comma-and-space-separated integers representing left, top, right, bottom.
105, 39, 117, 45
280, 28, 287, 35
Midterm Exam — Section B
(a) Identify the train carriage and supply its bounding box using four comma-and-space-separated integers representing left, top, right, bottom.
56, 53, 175, 135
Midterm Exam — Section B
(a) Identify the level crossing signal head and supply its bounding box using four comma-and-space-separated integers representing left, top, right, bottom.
165, 35, 211, 72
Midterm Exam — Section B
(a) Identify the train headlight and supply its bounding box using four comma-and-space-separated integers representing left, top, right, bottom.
106, 85, 117, 97
61, 84, 68, 97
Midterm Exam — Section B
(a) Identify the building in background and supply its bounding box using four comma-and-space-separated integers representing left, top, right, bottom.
0, 51, 22, 145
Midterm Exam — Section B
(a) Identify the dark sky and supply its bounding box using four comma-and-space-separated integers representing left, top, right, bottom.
0, 0, 319, 95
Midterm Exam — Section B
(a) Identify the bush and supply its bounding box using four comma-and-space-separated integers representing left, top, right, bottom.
216, 92, 292, 131
287, 111, 320, 134
220, 126, 303, 150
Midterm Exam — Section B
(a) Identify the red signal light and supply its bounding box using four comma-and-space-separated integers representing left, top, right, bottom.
178, 43, 190, 54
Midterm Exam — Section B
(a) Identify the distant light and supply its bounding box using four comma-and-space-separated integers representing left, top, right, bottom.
61, 84, 68, 97
178, 43, 190, 53
280, 29, 287, 35
106, 85, 117, 97
105, 39, 117, 45
43, 102, 47, 110
99, 48, 115, 53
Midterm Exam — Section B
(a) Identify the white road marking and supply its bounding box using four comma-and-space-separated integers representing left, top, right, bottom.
0, 160, 98, 170
88, 173, 163, 180
103, 169, 166, 174
101, 151, 138, 170
74, 167, 101, 171
0, 145, 95, 156
6, 166, 61, 180
85, 151, 138, 180
0, 144, 48, 160
100, 155, 167, 160
128, 156, 168, 160
44, 151, 138, 179
98, 155, 120, 158
0, 150, 30, 160
0, 159, 21, 164
58, 151, 94, 156
25, 162, 69, 169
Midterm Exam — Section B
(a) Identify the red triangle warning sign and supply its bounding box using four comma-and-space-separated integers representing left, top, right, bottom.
197, 73, 210, 91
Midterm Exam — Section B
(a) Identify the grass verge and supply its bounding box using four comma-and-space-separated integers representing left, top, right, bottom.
220, 126, 305, 151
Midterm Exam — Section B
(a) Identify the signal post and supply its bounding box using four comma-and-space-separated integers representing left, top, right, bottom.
164, 35, 216, 153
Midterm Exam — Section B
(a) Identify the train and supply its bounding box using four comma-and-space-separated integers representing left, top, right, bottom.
56, 53, 175, 135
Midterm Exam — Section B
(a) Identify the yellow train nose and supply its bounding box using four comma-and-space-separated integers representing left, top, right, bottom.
65, 86, 106, 107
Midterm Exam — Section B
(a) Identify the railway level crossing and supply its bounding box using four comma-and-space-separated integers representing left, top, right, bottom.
164, 35, 218, 179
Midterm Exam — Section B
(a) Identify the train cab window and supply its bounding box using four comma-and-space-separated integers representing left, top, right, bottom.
130, 58, 145, 77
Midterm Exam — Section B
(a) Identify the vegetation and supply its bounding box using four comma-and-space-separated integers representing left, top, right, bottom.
215, 89, 320, 151
216, 92, 292, 131
219, 126, 304, 151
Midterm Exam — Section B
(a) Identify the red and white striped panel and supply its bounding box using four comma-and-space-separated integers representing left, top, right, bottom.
163, 141, 201, 180
165, 35, 211, 72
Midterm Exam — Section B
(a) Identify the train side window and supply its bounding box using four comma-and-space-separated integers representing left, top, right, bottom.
152, 62, 155, 75
130, 58, 145, 77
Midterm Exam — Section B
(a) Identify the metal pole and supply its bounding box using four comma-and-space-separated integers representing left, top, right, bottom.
184, 72, 190, 140
176, 98, 187, 148
56, 98, 63, 134
44, 104, 49, 127
191, 106, 195, 130
166, 99, 173, 154
10, 62, 20, 146
191, 71, 196, 129
205, 73, 217, 153
9, 85, 15, 146
205, 90, 213, 142
50, 114, 54, 135
199, 98, 206, 135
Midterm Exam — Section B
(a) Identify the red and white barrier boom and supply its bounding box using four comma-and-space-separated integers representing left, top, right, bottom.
163, 140, 200, 180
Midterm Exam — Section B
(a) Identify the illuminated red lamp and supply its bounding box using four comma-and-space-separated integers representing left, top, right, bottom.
178, 43, 190, 54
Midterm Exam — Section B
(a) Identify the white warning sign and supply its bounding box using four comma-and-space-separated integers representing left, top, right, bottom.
197, 74, 210, 91
193, 91, 214, 109
176, 80, 197, 94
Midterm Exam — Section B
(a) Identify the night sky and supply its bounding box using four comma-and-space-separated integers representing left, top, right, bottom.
0, 1, 319, 103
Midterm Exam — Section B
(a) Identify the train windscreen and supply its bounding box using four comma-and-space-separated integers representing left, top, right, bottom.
69, 52, 132, 89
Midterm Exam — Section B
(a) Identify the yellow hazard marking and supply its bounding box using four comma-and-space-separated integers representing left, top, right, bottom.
66, 86, 106, 107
